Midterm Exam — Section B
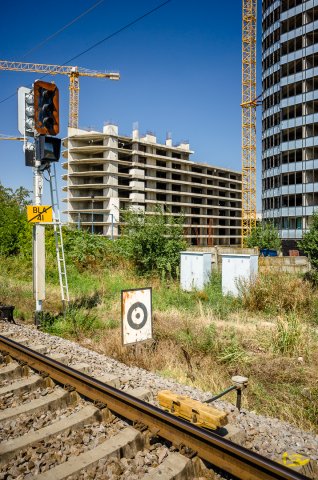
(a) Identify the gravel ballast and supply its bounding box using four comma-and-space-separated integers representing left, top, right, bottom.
1, 321, 317, 466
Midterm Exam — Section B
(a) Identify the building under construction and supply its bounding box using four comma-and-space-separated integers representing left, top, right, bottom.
62, 124, 242, 246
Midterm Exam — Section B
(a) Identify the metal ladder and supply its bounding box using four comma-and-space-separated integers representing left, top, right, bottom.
49, 163, 69, 308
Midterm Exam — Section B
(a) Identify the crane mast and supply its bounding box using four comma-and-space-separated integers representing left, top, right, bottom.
241, 0, 257, 246
0, 60, 120, 129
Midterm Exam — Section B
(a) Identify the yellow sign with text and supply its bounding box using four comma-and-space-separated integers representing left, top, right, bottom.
27, 205, 53, 223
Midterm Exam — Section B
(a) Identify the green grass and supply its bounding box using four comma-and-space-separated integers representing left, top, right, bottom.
152, 272, 238, 316
153, 283, 198, 312
1, 254, 318, 432
42, 308, 105, 339
273, 314, 302, 356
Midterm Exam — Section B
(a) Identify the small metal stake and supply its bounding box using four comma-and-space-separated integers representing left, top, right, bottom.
231, 375, 249, 411
204, 375, 249, 411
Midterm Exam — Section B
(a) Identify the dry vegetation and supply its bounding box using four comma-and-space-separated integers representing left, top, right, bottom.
1, 259, 318, 433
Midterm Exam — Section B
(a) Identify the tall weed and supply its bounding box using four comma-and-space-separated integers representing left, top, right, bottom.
240, 273, 314, 316
273, 314, 303, 356
205, 273, 239, 318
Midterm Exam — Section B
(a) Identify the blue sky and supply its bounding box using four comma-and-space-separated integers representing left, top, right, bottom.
0, 0, 262, 207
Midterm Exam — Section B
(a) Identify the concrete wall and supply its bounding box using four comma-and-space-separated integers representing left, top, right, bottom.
258, 256, 310, 274
189, 246, 310, 274
190, 246, 258, 270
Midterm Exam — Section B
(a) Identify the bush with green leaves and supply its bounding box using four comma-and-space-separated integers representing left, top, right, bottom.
0, 184, 32, 256
246, 222, 281, 251
120, 206, 187, 277
298, 211, 318, 270
62, 228, 120, 268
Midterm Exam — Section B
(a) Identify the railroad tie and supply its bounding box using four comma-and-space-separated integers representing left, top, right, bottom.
0, 404, 100, 466
0, 388, 69, 422
0, 374, 48, 399
94, 373, 121, 388
34, 427, 143, 480
276, 452, 318, 480
142, 452, 194, 480
0, 362, 25, 382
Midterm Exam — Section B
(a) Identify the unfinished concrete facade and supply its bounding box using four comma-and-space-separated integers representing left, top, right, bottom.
62, 124, 242, 246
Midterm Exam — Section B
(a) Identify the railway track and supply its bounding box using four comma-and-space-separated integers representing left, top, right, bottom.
0, 334, 312, 480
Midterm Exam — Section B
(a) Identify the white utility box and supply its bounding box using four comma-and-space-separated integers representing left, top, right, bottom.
180, 252, 212, 291
221, 254, 258, 297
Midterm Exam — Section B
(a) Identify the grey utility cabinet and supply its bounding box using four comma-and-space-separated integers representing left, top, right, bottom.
180, 252, 211, 291
221, 254, 258, 297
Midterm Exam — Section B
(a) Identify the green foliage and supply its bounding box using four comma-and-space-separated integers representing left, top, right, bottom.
153, 273, 238, 317
120, 206, 187, 277
240, 272, 314, 316
63, 229, 111, 267
0, 184, 32, 256
204, 272, 239, 318
246, 222, 281, 251
197, 323, 217, 353
273, 314, 302, 356
42, 307, 104, 339
217, 331, 247, 364
153, 284, 197, 312
298, 211, 318, 270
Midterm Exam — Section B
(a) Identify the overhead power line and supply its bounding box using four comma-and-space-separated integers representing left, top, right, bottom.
0, 0, 172, 106
63, 0, 172, 65
21, 0, 106, 59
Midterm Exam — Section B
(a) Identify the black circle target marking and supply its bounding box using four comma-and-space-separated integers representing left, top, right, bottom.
127, 302, 148, 330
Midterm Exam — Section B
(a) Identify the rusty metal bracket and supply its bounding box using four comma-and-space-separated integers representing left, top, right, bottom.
177, 443, 197, 458
64, 383, 76, 392
4, 354, 12, 364
133, 420, 148, 432
18, 360, 28, 367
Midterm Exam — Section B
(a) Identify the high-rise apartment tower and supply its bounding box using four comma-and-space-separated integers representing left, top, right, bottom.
262, 0, 318, 250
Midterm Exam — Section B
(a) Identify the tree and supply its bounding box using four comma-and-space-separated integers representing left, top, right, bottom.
246, 222, 281, 251
298, 212, 318, 269
0, 184, 32, 256
120, 206, 187, 277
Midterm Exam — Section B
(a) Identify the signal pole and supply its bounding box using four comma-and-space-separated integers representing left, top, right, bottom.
18, 80, 61, 326
33, 135, 45, 326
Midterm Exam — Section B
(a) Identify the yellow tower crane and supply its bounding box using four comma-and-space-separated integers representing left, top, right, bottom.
0, 60, 120, 129
241, 0, 259, 247
0, 136, 24, 141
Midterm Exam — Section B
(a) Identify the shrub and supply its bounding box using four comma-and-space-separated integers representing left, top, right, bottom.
0, 184, 32, 256
246, 222, 281, 251
240, 272, 314, 315
298, 211, 318, 270
120, 206, 187, 277
62, 228, 119, 269
42, 307, 104, 339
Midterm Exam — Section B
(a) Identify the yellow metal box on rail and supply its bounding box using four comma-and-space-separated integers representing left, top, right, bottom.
158, 390, 228, 431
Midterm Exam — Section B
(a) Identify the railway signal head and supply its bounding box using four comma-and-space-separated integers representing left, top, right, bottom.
18, 86, 34, 137
36, 136, 61, 167
34, 80, 59, 135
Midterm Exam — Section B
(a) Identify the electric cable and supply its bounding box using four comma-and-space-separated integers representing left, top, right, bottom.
0, 0, 172, 105
21, 0, 106, 59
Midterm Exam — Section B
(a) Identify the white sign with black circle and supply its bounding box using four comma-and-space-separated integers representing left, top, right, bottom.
121, 288, 152, 346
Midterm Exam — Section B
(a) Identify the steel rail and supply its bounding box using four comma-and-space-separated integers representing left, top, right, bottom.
0, 335, 309, 480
